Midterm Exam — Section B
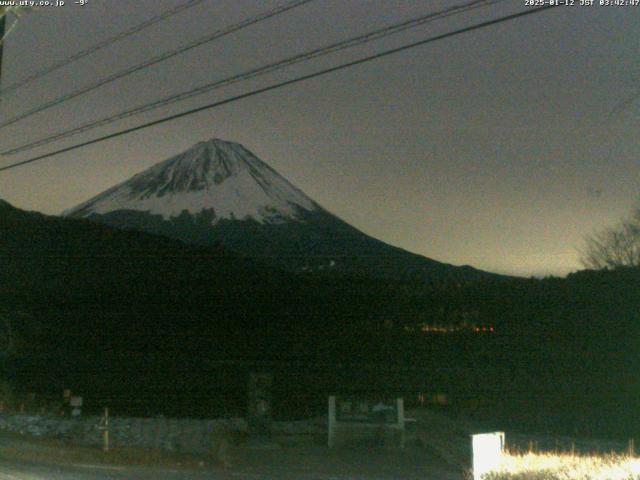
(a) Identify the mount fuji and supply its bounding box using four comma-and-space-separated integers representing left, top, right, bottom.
64, 138, 492, 282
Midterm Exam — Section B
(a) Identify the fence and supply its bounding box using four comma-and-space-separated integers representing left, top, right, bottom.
0, 413, 247, 453
0, 413, 327, 453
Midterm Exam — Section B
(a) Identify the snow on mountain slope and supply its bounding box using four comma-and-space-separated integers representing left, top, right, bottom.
64, 137, 499, 282
64, 138, 319, 224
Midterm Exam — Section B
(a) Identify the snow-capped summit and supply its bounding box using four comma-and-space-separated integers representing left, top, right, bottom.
65, 137, 496, 282
64, 138, 319, 224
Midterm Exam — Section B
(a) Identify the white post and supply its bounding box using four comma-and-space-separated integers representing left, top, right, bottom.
471, 432, 504, 480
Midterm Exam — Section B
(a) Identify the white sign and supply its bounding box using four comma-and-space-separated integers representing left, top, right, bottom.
471, 432, 505, 480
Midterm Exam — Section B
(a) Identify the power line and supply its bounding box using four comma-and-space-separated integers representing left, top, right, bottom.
0, 5, 555, 174
2, 0, 506, 156
0, 0, 314, 129
0, 0, 208, 99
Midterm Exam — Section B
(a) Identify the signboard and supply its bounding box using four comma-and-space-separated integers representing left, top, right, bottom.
70, 396, 83, 416
328, 396, 405, 448
335, 397, 398, 424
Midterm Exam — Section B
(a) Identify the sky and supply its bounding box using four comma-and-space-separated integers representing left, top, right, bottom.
0, 0, 638, 277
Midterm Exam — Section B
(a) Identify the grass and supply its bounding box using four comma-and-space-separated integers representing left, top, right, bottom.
483, 451, 640, 480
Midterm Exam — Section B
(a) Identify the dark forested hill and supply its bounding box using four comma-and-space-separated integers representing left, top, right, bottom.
1, 199, 474, 416
2, 199, 639, 436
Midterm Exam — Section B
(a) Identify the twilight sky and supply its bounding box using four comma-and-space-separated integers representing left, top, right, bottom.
0, 0, 638, 277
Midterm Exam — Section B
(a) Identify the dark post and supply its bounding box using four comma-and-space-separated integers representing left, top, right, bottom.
247, 372, 273, 441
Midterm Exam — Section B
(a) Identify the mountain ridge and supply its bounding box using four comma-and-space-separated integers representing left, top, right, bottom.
65, 138, 319, 225
64, 138, 503, 282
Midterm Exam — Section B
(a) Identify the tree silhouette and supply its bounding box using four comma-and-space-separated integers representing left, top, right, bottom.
581, 202, 640, 269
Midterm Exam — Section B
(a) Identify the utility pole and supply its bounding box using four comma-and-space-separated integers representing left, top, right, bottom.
0, 12, 6, 85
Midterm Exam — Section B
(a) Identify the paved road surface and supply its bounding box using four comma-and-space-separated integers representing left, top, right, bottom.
0, 447, 463, 480
1, 459, 223, 480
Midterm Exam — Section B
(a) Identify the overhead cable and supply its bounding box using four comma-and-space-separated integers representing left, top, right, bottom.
2, 0, 505, 156
0, 0, 208, 98
0, 5, 555, 173
0, 0, 314, 127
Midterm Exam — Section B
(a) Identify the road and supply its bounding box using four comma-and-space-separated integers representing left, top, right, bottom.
0, 447, 463, 480
0, 458, 242, 480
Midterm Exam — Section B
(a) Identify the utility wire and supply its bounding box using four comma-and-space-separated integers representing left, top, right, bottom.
0, 5, 555, 174
0, 0, 314, 128
0, 0, 208, 98
2, 0, 506, 156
